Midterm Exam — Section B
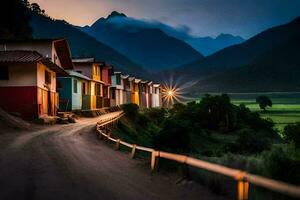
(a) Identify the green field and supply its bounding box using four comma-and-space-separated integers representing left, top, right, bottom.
197, 92, 300, 132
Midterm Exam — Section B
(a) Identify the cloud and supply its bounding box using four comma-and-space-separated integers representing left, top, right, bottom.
106, 16, 194, 40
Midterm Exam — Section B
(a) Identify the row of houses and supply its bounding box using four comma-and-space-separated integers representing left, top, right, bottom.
0, 39, 162, 120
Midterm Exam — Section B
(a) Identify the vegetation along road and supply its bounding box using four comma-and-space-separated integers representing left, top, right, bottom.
0, 111, 225, 200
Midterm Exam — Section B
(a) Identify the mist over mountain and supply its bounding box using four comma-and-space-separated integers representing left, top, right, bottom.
81, 11, 204, 71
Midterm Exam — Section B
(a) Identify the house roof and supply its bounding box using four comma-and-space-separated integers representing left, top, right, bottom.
0, 38, 74, 70
128, 77, 135, 81
114, 71, 121, 74
72, 57, 95, 63
66, 70, 91, 81
135, 79, 141, 83
121, 75, 129, 79
72, 57, 105, 66
0, 50, 68, 76
53, 39, 74, 70
153, 84, 160, 87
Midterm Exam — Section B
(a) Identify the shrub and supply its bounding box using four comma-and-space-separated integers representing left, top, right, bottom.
236, 128, 271, 154
283, 123, 300, 149
154, 119, 190, 153
121, 103, 139, 121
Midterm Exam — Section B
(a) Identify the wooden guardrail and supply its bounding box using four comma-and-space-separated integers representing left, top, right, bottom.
96, 112, 300, 200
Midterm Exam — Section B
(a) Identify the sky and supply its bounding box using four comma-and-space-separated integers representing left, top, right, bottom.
32, 0, 300, 38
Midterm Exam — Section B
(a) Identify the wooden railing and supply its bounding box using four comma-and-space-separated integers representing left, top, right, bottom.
96, 112, 300, 200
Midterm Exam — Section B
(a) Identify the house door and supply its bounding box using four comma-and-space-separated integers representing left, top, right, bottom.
48, 90, 52, 115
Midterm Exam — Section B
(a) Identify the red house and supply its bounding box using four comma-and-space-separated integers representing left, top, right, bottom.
0, 39, 72, 120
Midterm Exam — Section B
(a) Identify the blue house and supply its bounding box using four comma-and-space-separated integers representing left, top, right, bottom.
57, 70, 91, 111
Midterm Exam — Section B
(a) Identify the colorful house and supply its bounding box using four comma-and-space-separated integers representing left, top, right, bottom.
101, 64, 113, 107
129, 77, 135, 104
133, 78, 141, 106
139, 80, 151, 109
57, 70, 91, 111
152, 84, 162, 108
0, 39, 73, 120
72, 58, 104, 110
0, 50, 69, 120
121, 74, 130, 104
111, 72, 123, 106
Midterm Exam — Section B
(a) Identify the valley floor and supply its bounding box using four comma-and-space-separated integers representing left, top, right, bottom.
0, 113, 225, 200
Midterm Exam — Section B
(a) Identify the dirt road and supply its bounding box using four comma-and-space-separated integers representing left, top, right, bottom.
0, 112, 225, 200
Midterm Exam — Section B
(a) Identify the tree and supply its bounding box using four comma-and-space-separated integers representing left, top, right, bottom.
0, 0, 32, 39
31, 3, 41, 14
256, 96, 272, 111
283, 123, 300, 149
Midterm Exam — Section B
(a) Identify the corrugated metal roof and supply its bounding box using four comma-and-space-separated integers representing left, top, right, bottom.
0, 50, 69, 77
0, 50, 43, 62
72, 58, 95, 63
66, 70, 91, 81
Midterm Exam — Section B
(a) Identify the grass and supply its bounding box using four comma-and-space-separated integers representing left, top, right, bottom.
230, 95, 300, 132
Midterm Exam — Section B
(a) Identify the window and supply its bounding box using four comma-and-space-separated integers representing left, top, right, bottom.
116, 74, 121, 85
0, 66, 9, 80
73, 79, 78, 93
45, 70, 51, 84
82, 82, 86, 94
95, 83, 101, 95
111, 87, 116, 99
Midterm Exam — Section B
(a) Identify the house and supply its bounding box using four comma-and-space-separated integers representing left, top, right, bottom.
121, 74, 130, 104
0, 50, 68, 120
72, 58, 105, 110
0, 39, 73, 120
152, 84, 162, 108
139, 80, 152, 109
111, 72, 123, 106
57, 70, 91, 111
0, 39, 73, 70
129, 77, 135, 104
147, 81, 153, 108
133, 78, 141, 106
101, 64, 113, 107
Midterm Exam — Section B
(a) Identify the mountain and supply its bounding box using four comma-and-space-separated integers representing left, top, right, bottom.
173, 16, 300, 80
29, 12, 148, 76
81, 11, 204, 71
190, 34, 300, 93
185, 34, 244, 56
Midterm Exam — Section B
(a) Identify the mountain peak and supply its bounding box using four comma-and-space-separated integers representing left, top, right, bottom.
107, 11, 127, 20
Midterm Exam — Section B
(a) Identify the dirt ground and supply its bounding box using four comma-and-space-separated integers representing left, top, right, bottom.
0, 112, 226, 200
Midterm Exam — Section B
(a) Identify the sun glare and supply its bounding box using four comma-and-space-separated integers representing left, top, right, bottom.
161, 77, 197, 108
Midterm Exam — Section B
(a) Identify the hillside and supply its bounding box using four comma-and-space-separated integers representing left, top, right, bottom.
190, 35, 300, 94
30, 12, 148, 76
173, 16, 300, 80
81, 11, 204, 71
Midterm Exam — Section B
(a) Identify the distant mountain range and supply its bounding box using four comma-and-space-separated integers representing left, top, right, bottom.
184, 34, 244, 56
81, 11, 204, 71
181, 16, 300, 93
29, 12, 148, 77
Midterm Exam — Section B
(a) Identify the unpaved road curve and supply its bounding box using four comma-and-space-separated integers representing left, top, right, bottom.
0, 112, 226, 200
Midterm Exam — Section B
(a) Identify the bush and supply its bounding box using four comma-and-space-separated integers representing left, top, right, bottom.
154, 119, 190, 153
283, 123, 300, 149
236, 128, 271, 154
121, 103, 139, 121
263, 146, 300, 184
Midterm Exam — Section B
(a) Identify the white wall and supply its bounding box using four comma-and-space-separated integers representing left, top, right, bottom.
0, 63, 36, 86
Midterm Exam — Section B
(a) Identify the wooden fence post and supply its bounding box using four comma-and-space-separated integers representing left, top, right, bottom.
131, 144, 137, 158
115, 139, 120, 150
237, 178, 249, 200
151, 151, 157, 171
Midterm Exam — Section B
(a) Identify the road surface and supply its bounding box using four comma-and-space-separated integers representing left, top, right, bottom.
0, 112, 225, 200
